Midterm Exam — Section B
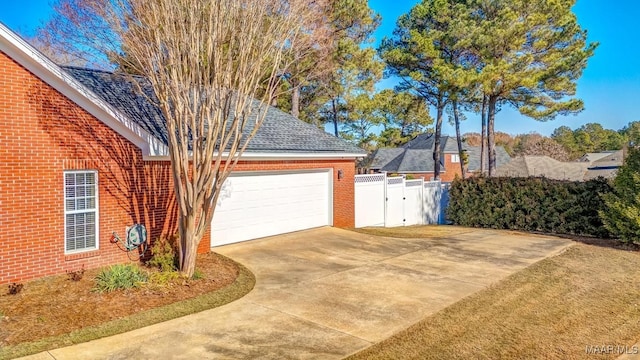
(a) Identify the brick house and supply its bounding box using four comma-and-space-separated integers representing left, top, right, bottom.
367, 134, 511, 182
0, 24, 365, 284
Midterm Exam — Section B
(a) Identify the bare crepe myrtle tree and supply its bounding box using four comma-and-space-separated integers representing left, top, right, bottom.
44, 0, 321, 277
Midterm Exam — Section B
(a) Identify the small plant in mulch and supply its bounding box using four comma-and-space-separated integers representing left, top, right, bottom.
66, 265, 86, 282
7, 283, 23, 295
145, 235, 187, 288
148, 270, 180, 286
147, 235, 178, 273
191, 268, 205, 280
93, 264, 148, 293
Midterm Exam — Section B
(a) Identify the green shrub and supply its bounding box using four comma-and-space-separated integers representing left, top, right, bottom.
147, 235, 177, 272
600, 148, 640, 243
447, 176, 612, 237
94, 264, 148, 292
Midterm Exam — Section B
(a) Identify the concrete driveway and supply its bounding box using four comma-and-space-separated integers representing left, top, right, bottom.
29, 227, 572, 359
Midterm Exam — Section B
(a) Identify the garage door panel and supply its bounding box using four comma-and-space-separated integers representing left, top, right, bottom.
211, 171, 331, 247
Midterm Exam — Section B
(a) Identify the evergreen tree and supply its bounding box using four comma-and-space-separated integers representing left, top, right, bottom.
600, 147, 640, 244
470, 0, 596, 174
310, 0, 384, 134
379, 0, 472, 179
375, 90, 432, 148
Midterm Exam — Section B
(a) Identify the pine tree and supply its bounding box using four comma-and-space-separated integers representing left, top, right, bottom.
470, 0, 596, 175
379, 0, 472, 179
600, 147, 640, 244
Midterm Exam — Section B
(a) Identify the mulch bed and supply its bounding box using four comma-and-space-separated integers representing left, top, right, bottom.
0, 252, 239, 346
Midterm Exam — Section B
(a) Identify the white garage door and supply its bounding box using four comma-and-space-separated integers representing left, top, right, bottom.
211, 170, 332, 247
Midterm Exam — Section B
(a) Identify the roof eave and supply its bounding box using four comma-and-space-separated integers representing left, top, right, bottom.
143, 151, 365, 162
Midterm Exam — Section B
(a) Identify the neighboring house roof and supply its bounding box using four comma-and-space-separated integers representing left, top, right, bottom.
465, 146, 511, 172
373, 149, 438, 173
496, 156, 590, 181
63, 66, 365, 156
403, 134, 459, 152
581, 150, 624, 180
368, 133, 510, 173
588, 150, 624, 169
368, 148, 406, 171
584, 168, 618, 181
579, 151, 617, 163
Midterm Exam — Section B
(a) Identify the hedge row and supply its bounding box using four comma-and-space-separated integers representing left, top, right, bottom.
446, 177, 612, 238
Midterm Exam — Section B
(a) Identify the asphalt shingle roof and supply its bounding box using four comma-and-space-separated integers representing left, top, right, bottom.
397, 149, 438, 172
63, 66, 365, 154
584, 168, 618, 181
579, 151, 616, 163
370, 134, 510, 173
403, 134, 459, 152
369, 148, 405, 170
465, 146, 511, 172
496, 156, 590, 181
589, 150, 624, 169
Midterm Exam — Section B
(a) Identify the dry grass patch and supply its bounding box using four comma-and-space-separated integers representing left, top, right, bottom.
346, 243, 640, 360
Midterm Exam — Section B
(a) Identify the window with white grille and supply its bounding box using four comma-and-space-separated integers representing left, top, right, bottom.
64, 171, 98, 253
451, 154, 460, 163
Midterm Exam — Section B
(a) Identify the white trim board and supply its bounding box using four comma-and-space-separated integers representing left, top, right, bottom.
143, 151, 364, 162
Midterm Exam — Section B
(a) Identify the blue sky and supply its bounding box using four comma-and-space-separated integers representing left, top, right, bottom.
1, 0, 637, 136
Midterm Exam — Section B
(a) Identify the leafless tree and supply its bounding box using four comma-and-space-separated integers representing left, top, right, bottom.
35, 0, 119, 68
44, 0, 318, 277
513, 133, 571, 161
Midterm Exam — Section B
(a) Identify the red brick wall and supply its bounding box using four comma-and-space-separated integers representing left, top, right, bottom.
0, 51, 178, 284
0, 51, 356, 284
401, 153, 465, 183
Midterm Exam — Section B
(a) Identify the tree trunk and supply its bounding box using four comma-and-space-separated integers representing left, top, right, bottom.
453, 100, 465, 178
433, 98, 444, 180
480, 95, 487, 175
487, 96, 497, 176
331, 98, 339, 137
291, 84, 300, 118
177, 210, 198, 278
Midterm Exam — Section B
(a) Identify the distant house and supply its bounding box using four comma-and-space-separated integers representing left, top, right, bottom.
579, 151, 617, 163
366, 134, 511, 182
496, 150, 625, 181
496, 156, 590, 181
583, 150, 624, 180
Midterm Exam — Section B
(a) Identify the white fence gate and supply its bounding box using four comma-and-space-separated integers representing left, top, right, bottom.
423, 180, 442, 224
385, 177, 405, 227
404, 180, 424, 226
354, 173, 449, 228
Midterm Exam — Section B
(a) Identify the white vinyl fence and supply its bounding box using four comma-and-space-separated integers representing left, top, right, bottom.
355, 173, 449, 228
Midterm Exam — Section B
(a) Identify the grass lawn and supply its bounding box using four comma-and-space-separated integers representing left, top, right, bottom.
346, 230, 640, 360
